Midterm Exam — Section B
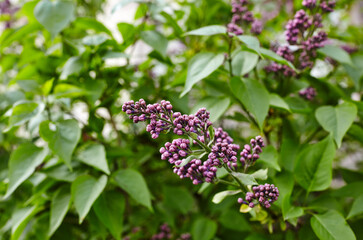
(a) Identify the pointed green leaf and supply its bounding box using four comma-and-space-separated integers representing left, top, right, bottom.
212, 190, 241, 204
39, 119, 81, 169
71, 175, 107, 224
140, 30, 168, 57
48, 185, 71, 237
315, 102, 357, 148
113, 169, 152, 211
93, 191, 125, 240
311, 210, 356, 240
192, 218, 217, 240
230, 51, 259, 76
7, 101, 45, 129
11, 206, 39, 240
185, 25, 227, 36
318, 45, 354, 66
251, 169, 268, 180
232, 172, 258, 185
347, 194, 363, 219
76, 143, 110, 175
294, 136, 336, 193
230, 77, 270, 129
269, 93, 291, 112
181, 52, 225, 97
4, 143, 47, 199
237, 35, 261, 55
34, 0, 75, 37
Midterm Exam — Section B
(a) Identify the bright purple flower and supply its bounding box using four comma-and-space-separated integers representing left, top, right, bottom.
239, 184, 279, 208
251, 20, 263, 35
320, 1, 336, 12
302, 0, 316, 8
240, 136, 264, 167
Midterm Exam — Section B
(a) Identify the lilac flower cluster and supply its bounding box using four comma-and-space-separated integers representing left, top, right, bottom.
238, 183, 279, 208
227, 0, 263, 36
299, 87, 317, 100
172, 108, 212, 136
174, 158, 218, 184
160, 139, 191, 164
0, 0, 18, 29
266, 0, 335, 75
265, 46, 296, 76
240, 136, 264, 168
151, 223, 172, 240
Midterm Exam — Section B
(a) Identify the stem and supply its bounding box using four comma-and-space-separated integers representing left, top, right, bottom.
228, 37, 234, 78
188, 133, 212, 152
222, 163, 248, 193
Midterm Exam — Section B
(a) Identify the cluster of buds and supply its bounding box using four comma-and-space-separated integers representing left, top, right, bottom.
240, 136, 265, 168
266, 0, 335, 75
151, 223, 172, 240
299, 87, 317, 100
265, 46, 296, 76
177, 233, 191, 240
227, 0, 263, 36
123, 99, 278, 209
238, 184, 279, 208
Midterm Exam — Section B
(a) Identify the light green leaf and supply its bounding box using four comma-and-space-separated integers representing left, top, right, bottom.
48, 185, 71, 237
93, 191, 125, 240
237, 35, 261, 55
7, 101, 45, 129
34, 0, 75, 37
251, 169, 268, 180
269, 93, 291, 112
59, 56, 84, 80
185, 25, 227, 36
54, 83, 87, 98
230, 77, 270, 129
192, 218, 217, 240
112, 0, 147, 13
315, 102, 357, 148
212, 190, 241, 204
73, 17, 113, 36
191, 97, 230, 122
318, 45, 354, 66
11, 206, 39, 240
232, 172, 258, 185
113, 169, 152, 211
181, 52, 225, 97
4, 143, 47, 199
76, 143, 110, 175
39, 119, 81, 169
347, 194, 363, 219
311, 210, 356, 240
102, 51, 128, 60
260, 48, 297, 71
82, 34, 109, 46
294, 136, 336, 193
140, 30, 168, 57
259, 145, 281, 171
117, 22, 136, 46
71, 175, 107, 224
230, 51, 259, 76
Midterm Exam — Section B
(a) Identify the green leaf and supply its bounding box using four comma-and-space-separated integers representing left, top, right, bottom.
315, 102, 358, 148
260, 48, 296, 71
311, 210, 356, 240
140, 30, 168, 57
113, 169, 152, 211
11, 206, 39, 240
112, 0, 147, 13
34, 0, 75, 37
230, 51, 259, 76
93, 191, 125, 240
318, 45, 354, 66
160, 11, 183, 36
39, 119, 81, 169
54, 83, 87, 98
251, 169, 268, 180
191, 97, 230, 122
82, 34, 109, 46
269, 93, 291, 112
282, 196, 304, 221
294, 136, 336, 193
4, 143, 47, 199
332, 182, 363, 198
117, 22, 136, 47
59, 56, 84, 80
163, 186, 195, 214
71, 175, 107, 224
48, 185, 71, 237
258, 145, 281, 171
76, 143, 110, 175
212, 190, 241, 204
219, 209, 251, 232
347, 124, 363, 144
0, 23, 41, 50
230, 77, 270, 129
181, 52, 225, 97
7, 101, 45, 129
237, 35, 261, 55
192, 218, 217, 240
347, 194, 363, 219
185, 25, 227, 36
232, 172, 258, 185
73, 17, 113, 36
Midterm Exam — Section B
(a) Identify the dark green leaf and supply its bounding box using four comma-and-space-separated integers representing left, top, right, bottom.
181, 52, 224, 97
192, 218, 217, 240
311, 210, 356, 240
294, 136, 336, 193
4, 143, 47, 199
347, 194, 363, 219
315, 102, 358, 148
48, 185, 71, 237
163, 186, 195, 214
113, 169, 152, 211
219, 209, 251, 232
258, 145, 281, 171
269, 93, 291, 112
71, 175, 107, 223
